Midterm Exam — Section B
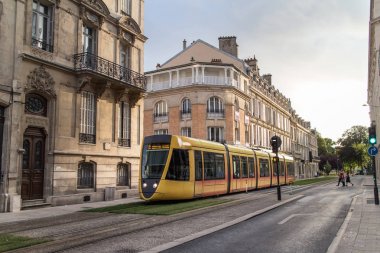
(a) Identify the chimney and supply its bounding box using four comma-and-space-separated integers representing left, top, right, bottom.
263, 74, 272, 85
183, 39, 187, 50
218, 36, 238, 57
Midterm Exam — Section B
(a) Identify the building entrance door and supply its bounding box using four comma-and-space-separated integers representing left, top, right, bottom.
21, 127, 45, 200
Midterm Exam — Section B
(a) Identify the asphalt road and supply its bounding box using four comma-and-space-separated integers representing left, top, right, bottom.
163, 177, 363, 253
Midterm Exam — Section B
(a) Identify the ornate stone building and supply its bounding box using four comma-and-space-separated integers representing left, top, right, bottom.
0, 0, 146, 212
368, 0, 380, 180
144, 36, 319, 179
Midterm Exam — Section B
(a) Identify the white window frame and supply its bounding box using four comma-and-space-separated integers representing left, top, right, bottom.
208, 127, 224, 143
118, 101, 131, 147
83, 25, 97, 54
207, 96, 224, 113
154, 129, 168, 135
181, 127, 191, 137
80, 91, 96, 143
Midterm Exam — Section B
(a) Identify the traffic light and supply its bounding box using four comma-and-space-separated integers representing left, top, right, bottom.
369, 125, 377, 145
270, 136, 282, 153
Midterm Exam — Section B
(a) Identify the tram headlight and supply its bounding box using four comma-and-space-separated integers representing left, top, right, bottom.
153, 182, 158, 189
143, 182, 147, 188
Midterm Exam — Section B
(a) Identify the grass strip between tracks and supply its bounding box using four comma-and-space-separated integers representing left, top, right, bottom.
293, 175, 336, 186
0, 233, 49, 252
83, 198, 232, 215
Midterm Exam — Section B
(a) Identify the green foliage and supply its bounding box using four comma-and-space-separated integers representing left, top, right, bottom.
84, 198, 232, 215
337, 125, 370, 171
293, 176, 335, 186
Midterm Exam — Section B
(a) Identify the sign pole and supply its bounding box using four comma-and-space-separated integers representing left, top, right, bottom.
372, 147, 379, 205
276, 151, 281, 201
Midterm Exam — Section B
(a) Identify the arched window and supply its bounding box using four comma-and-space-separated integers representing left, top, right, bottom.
25, 93, 47, 116
207, 96, 224, 113
154, 100, 168, 122
78, 162, 95, 189
117, 163, 130, 186
181, 98, 191, 114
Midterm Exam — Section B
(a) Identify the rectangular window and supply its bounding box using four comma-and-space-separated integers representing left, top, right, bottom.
241, 157, 248, 178
203, 152, 225, 180
78, 162, 94, 188
83, 25, 97, 54
32, 0, 54, 52
117, 163, 130, 186
166, 149, 189, 181
232, 155, 240, 179
208, 127, 224, 143
0, 107, 4, 178
181, 127, 191, 137
248, 157, 255, 178
80, 91, 96, 144
154, 129, 168, 135
195, 150, 203, 181
259, 158, 270, 177
120, 45, 131, 69
121, 0, 132, 15
287, 162, 295, 176
118, 102, 131, 147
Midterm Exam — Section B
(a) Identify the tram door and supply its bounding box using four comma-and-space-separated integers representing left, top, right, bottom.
231, 155, 240, 192
194, 151, 203, 196
21, 127, 45, 200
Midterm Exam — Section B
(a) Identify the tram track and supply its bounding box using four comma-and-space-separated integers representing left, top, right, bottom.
6, 183, 328, 253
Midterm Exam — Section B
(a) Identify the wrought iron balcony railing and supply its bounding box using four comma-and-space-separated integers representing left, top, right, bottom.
32, 37, 54, 52
73, 53, 146, 90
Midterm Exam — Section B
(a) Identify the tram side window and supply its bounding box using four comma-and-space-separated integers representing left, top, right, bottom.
287, 162, 295, 176
259, 159, 270, 177
280, 161, 285, 176
195, 150, 203, 181
214, 153, 225, 179
166, 149, 189, 181
204, 152, 225, 180
232, 155, 240, 179
204, 152, 215, 179
274, 160, 285, 176
248, 157, 255, 178
241, 157, 248, 178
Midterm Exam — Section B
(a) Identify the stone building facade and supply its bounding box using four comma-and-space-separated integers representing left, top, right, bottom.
144, 37, 319, 179
0, 0, 146, 212
368, 0, 380, 181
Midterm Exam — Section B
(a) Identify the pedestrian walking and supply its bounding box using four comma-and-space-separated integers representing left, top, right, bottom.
345, 173, 354, 186
337, 170, 345, 186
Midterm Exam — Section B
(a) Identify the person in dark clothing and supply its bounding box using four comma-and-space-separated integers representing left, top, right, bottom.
337, 170, 345, 186
345, 173, 354, 186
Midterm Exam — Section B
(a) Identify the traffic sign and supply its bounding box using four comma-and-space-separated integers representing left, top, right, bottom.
368, 146, 378, 156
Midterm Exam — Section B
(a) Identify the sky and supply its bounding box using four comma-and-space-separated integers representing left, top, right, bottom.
144, 0, 370, 142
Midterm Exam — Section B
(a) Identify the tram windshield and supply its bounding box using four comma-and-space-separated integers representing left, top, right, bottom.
141, 143, 170, 179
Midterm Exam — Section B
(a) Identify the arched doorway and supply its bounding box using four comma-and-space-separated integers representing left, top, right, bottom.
21, 127, 45, 200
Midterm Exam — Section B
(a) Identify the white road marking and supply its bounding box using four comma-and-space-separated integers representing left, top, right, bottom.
278, 213, 315, 225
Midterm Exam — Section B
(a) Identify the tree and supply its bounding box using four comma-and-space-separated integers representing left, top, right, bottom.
337, 125, 369, 173
317, 133, 337, 174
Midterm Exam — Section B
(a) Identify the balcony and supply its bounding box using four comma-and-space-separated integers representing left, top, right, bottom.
180, 109, 192, 120
207, 109, 225, 119
73, 53, 146, 90
154, 112, 169, 123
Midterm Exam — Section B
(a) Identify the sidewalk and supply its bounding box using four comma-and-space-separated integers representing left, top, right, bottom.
0, 191, 142, 224
328, 176, 380, 253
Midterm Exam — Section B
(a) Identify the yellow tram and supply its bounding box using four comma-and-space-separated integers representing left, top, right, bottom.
139, 135, 295, 201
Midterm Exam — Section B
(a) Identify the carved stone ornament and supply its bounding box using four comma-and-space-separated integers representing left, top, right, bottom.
119, 16, 142, 35
26, 65, 56, 98
81, 0, 110, 17
119, 30, 134, 45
